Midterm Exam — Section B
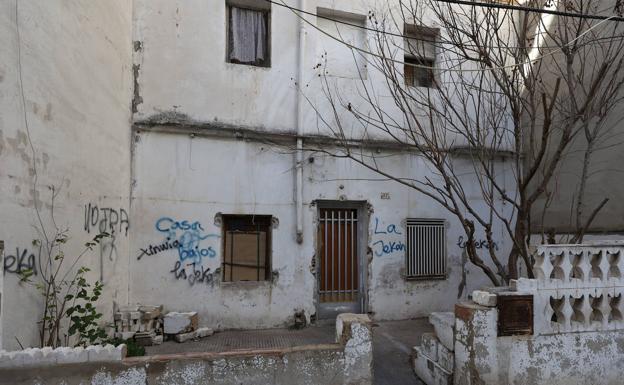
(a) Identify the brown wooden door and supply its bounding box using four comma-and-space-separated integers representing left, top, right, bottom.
318, 208, 358, 304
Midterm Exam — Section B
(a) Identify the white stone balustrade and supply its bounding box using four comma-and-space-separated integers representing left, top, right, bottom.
513, 241, 624, 335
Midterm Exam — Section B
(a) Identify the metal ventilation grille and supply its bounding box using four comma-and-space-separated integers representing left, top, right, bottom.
405, 219, 446, 279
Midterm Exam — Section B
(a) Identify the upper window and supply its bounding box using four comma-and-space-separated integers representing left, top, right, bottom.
405, 218, 446, 280
227, 3, 270, 67
404, 25, 438, 88
222, 215, 272, 282
317, 8, 367, 79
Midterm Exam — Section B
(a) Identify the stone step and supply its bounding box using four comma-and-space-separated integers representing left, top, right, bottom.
428, 312, 455, 352
418, 333, 454, 373
412, 346, 452, 385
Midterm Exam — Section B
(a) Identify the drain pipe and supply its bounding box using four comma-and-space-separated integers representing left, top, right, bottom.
295, 0, 306, 244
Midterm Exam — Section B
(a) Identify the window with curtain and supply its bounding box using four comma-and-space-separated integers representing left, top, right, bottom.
404, 26, 438, 88
228, 6, 270, 67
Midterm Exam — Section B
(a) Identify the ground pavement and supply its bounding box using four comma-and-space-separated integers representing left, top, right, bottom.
145, 318, 433, 385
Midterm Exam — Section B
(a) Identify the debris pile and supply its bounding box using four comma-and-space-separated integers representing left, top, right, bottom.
113, 304, 164, 346
164, 311, 214, 343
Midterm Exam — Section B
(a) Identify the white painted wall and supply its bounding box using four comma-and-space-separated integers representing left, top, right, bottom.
129, 0, 516, 328
0, 1, 132, 350
129, 132, 512, 328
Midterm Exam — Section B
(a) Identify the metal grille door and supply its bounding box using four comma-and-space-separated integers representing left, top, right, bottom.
319, 208, 358, 303
405, 219, 446, 279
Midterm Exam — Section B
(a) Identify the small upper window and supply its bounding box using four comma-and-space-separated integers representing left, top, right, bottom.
404, 25, 438, 88
222, 215, 272, 282
227, 5, 270, 67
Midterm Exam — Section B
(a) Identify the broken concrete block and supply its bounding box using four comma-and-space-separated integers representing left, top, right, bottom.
511, 278, 538, 292
117, 331, 136, 340
164, 311, 198, 334
429, 312, 455, 352
420, 333, 438, 361
152, 335, 163, 345
174, 330, 196, 343
472, 290, 497, 307
139, 305, 162, 315
134, 333, 154, 346
119, 305, 140, 313
196, 327, 214, 338
173, 327, 213, 343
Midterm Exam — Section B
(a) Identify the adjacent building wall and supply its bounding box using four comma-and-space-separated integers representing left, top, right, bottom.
0, 1, 133, 350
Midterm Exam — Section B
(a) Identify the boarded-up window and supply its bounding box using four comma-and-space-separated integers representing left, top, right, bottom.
222, 215, 272, 282
404, 25, 437, 88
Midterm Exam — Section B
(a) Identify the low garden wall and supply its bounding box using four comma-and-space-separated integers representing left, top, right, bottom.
0, 313, 373, 385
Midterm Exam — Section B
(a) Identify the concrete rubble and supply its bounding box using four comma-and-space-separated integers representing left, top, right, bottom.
114, 304, 165, 346
162, 311, 216, 343
164, 311, 198, 335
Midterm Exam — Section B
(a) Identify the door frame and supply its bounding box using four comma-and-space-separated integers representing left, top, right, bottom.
314, 200, 369, 319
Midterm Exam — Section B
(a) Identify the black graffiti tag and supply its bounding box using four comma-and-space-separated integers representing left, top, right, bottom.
4, 247, 38, 276
84, 203, 129, 236
170, 261, 214, 286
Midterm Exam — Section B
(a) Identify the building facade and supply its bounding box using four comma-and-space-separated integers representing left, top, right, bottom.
0, 0, 514, 350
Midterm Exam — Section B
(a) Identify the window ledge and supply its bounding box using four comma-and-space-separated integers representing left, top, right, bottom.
220, 280, 272, 289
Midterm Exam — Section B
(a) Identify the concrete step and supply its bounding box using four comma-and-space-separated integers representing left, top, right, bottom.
428, 312, 454, 352
418, 332, 454, 373
412, 346, 453, 385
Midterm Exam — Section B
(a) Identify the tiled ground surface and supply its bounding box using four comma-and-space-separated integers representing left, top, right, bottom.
144, 318, 432, 385
145, 324, 336, 354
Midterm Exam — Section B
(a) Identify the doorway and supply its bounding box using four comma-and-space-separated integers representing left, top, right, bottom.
316, 201, 367, 319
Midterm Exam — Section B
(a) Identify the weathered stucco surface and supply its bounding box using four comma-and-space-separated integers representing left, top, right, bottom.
129, 132, 511, 329
0, 1, 132, 349
0, 314, 373, 385
455, 298, 624, 385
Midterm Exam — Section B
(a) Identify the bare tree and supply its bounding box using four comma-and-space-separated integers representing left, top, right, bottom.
291, 0, 624, 285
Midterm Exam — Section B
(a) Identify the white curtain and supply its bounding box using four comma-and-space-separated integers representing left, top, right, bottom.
230, 7, 267, 63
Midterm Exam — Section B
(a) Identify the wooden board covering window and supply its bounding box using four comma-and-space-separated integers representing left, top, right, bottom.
222, 215, 271, 282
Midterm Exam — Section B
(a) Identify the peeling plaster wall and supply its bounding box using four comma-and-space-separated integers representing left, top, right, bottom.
455, 302, 624, 385
130, 132, 513, 328
0, 314, 373, 385
0, 1, 132, 350
130, 0, 517, 327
